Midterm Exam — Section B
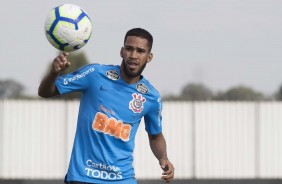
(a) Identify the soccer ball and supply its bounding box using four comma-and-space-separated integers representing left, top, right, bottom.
44, 4, 92, 52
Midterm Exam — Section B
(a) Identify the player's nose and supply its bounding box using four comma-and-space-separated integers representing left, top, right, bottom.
129, 50, 138, 59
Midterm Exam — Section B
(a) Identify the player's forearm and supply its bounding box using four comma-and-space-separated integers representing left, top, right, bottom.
38, 72, 59, 98
148, 133, 168, 161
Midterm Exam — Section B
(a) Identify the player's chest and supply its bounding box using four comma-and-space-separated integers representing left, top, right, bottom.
89, 79, 151, 118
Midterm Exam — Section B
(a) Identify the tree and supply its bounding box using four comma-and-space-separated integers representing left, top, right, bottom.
0, 79, 24, 98
180, 83, 213, 101
274, 84, 282, 101
162, 94, 181, 101
163, 83, 269, 101
215, 85, 265, 101
163, 83, 215, 101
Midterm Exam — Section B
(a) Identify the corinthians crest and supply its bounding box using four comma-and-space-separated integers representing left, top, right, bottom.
129, 93, 146, 113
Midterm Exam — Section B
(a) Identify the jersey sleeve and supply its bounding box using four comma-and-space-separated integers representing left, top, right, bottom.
144, 96, 163, 135
56, 64, 96, 95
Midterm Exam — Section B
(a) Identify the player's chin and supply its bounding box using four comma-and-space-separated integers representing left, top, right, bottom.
127, 71, 140, 78
125, 68, 140, 77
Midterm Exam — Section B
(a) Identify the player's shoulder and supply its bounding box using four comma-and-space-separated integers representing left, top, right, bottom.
73, 63, 97, 72
140, 77, 161, 99
88, 63, 118, 71
76, 63, 118, 73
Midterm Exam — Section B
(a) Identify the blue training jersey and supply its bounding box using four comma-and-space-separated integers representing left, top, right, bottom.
56, 64, 163, 184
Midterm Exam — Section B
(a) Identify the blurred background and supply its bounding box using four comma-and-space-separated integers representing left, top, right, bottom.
0, 0, 282, 183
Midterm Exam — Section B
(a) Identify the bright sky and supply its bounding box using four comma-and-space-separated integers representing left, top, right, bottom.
0, 0, 281, 97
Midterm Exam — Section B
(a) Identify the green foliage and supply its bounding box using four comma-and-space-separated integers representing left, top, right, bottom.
163, 83, 267, 101
163, 83, 213, 101
180, 83, 213, 101
274, 84, 282, 101
0, 79, 24, 98
214, 85, 265, 101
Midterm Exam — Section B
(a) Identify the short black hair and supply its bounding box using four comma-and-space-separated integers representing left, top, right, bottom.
124, 28, 153, 52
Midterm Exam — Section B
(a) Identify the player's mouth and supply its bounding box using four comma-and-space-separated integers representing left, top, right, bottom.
126, 61, 139, 70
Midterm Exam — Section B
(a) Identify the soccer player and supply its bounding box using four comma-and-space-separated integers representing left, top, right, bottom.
38, 28, 174, 184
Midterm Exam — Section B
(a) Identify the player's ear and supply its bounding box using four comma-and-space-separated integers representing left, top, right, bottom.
147, 53, 153, 63
120, 47, 124, 58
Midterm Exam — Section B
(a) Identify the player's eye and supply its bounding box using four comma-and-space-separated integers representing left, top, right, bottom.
125, 46, 134, 51
137, 48, 146, 53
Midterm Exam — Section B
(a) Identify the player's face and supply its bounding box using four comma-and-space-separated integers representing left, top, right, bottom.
120, 36, 153, 83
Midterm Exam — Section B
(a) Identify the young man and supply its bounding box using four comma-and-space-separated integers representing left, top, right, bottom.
38, 28, 174, 183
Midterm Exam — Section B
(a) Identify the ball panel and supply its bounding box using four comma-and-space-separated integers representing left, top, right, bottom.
57, 22, 77, 43
77, 17, 92, 40
46, 34, 60, 50
59, 4, 82, 20
44, 10, 56, 32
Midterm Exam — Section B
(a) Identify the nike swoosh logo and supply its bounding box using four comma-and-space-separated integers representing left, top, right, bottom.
100, 85, 107, 91
100, 85, 115, 92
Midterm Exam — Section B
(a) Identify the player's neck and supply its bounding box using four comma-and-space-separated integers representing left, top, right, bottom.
120, 66, 141, 84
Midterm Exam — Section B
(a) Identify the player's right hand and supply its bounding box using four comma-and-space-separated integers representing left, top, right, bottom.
160, 159, 174, 183
51, 52, 71, 74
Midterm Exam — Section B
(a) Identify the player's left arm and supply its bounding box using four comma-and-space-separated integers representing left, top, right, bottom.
148, 133, 174, 183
